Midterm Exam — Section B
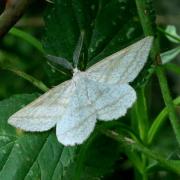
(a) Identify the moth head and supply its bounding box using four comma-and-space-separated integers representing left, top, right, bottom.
72, 68, 85, 81
73, 68, 80, 75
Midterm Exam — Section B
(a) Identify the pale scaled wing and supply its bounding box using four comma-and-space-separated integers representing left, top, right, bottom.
87, 36, 153, 84
56, 76, 96, 146
8, 80, 72, 132
86, 78, 136, 121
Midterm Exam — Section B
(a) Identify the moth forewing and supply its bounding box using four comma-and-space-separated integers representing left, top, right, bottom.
87, 36, 153, 84
8, 80, 72, 132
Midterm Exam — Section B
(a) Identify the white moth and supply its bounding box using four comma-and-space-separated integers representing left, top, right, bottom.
8, 36, 153, 146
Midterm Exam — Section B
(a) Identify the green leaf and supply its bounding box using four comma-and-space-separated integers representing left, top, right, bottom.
165, 25, 180, 44
43, 0, 147, 89
165, 63, 180, 75
87, 0, 139, 61
82, 136, 121, 179
43, 0, 142, 69
64, 134, 121, 180
161, 46, 180, 64
148, 96, 180, 145
0, 94, 76, 180
43, 0, 80, 60
87, 19, 142, 67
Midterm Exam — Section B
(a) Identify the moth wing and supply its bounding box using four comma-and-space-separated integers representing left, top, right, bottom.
86, 78, 136, 121
56, 77, 96, 146
87, 36, 153, 84
8, 80, 72, 131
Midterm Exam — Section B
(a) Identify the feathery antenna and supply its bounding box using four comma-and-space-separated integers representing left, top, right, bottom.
73, 31, 85, 68
46, 54, 73, 70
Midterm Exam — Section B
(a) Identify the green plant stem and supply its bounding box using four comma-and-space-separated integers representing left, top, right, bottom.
135, 0, 180, 145
148, 96, 180, 144
9, 28, 44, 53
103, 129, 180, 175
134, 87, 149, 142
133, 87, 149, 180
156, 67, 180, 144
126, 148, 145, 175
2, 66, 49, 92
134, 2, 156, 179
134, 0, 155, 36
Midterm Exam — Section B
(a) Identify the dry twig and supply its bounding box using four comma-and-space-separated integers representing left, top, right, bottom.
0, 0, 32, 38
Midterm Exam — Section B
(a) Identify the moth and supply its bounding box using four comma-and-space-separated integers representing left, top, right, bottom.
8, 34, 153, 146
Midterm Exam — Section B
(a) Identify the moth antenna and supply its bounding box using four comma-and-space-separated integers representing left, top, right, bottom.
73, 30, 85, 68
46, 54, 73, 70
46, 0, 54, 3
47, 61, 71, 77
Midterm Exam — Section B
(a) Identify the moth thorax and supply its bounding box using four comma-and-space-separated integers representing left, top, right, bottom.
73, 68, 81, 76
